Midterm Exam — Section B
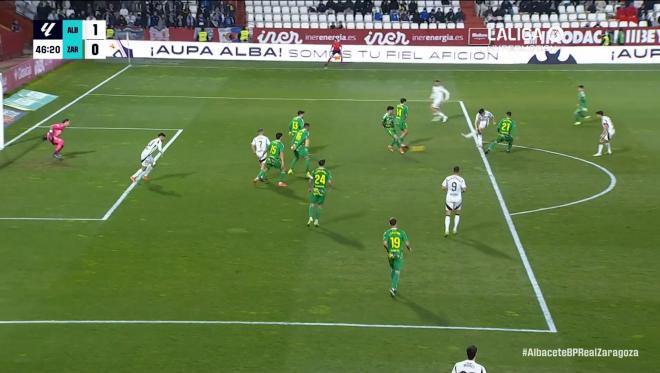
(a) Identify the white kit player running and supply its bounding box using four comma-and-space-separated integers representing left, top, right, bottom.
442, 166, 467, 237
131, 132, 166, 183
594, 110, 615, 157
462, 108, 494, 145
251, 128, 270, 164
430, 80, 450, 123
450, 345, 488, 373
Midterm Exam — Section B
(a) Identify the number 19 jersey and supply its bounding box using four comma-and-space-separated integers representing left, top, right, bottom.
383, 228, 409, 257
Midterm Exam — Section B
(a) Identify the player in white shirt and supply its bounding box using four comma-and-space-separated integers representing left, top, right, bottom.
251, 128, 270, 164
594, 110, 615, 157
130, 132, 166, 183
441, 166, 467, 237
450, 345, 488, 373
430, 80, 450, 123
462, 108, 494, 145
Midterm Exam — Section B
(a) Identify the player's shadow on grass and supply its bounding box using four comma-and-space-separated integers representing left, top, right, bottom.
397, 295, 448, 325
454, 237, 514, 261
65, 150, 96, 158
265, 183, 307, 202
317, 227, 365, 250
147, 183, 182, 198
407, 137, 433, 146
322, 210, 366, 225
151, 172, 195, 181
0, 137, 42, 170
309, 144, 328, 153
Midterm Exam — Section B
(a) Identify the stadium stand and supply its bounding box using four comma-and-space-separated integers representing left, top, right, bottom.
246, 0, 468, 29
477, 0, 660, 29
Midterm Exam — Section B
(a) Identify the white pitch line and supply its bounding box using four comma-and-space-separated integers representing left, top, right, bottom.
459, 101, 557, 334
4, 65, 132, 148
89, 93, 438, 103
132, 64, 658, 73
0, 319, 552, 333
509, 145, 617, 216
0, 217, 103, 221
101, 129, 184, 221
36, 126, 184, 131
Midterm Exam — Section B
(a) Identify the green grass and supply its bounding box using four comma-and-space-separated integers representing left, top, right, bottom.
0, 60, 659, 372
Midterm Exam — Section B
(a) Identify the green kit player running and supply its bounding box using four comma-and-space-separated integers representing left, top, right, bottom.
574, 85, 591, 125
396, 98, 410, 151
307, 159, 332, 227
383, 217, 411, 297
254, 132, 288, 187
485, 111, 517, 154
382, 106, 403, 154
289, 110, 305, 137
288, 123, 312, 178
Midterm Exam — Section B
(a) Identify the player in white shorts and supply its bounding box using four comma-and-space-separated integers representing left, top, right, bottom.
450, 345, 488, 373
442, 166, 467, 237
251, 128, 270, 164
462, 108, 494, 145
430, 80, 450, 123
594, 110, 615, 157
130, 132, 166, 183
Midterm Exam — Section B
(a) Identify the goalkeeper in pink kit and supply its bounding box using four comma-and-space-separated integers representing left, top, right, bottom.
43, 119, 70, 159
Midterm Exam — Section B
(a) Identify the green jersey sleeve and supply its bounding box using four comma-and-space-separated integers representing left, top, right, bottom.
382, 114, 395, 128
293, 130, 309, 149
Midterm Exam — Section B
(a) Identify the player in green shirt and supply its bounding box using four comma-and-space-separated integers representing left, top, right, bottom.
307, 159, 332, 227
288, 123, 312, 178
383, 217, 411, 297
382, 106, 402, 153
485, 111, 517, 154
289, 110, 305, 137
396, 98, 410, 151
574, 85, 591, 125
253, 132, 288, 187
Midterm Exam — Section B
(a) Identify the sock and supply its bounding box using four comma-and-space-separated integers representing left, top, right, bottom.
444, 215, 450, 233
131, 168, 143, 179
438, 112, 447, 120
142, 165, 153, 177
256, 170, 265, 180
316, 207, 321, 220
391, 269, 400, 290
605, 143, 611, 153
289, 156, 298, 171
487, 141, 497, 151
54, 143, 64, 153
596, 144, 603, 154
574, 109, 582, 121
475, 133, 482, 144
453, 215, 461, 232
304, 158, 311, 173
507, 140, 513, 152
278, 171, 286, 182
308, 205, 314, 219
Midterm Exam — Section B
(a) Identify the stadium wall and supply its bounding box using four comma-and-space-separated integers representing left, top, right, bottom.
106, 40, 660, 64
1, 59, 65, 94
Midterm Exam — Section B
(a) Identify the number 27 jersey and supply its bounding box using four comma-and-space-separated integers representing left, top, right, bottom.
442, 175, 466, 202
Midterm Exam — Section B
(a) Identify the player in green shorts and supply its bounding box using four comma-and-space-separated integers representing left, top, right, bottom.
307, 159, 332, 227
574, 85, 591, 125
383, 217, 411, 297
253, 132, 288, 187
288, 123, 311, 178
382, 106, 402, 153
396, 98, 410, 152
289, 110, 305, 138
485, 111, 517, 154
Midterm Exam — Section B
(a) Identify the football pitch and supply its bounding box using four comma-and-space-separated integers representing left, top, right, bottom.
0, 61, 659, 372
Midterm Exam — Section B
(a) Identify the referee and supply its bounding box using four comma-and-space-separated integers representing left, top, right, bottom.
450, 345, 487, 373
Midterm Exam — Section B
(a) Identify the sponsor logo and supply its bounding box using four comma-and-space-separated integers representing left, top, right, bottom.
13, 65, 33, 81
257, 30, 302, 44
527, 50, 576, 64
489, 27, 565, 44
34, 60, 46, 75
364, 31, 410, 45
110, 40, 134, 58
611, 47, 660, 60
33, 20, 62, 39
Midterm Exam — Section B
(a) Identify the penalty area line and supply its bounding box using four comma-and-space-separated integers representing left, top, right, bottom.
0, 319, 553, 333
101, 129, 184, 221
459, 100, 557, 334
36, 126, 184, 131
88, 93, 448, 103
0, 217, 103, 221
3, 65, 132, 148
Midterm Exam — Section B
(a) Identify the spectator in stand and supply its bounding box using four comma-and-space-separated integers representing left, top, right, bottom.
595, 0, 606, 12
411, 9, 421, 23
392, 11, 400, 20
338, 21, 344, 28
326, 0, 336, 13
316, 1, 327, 13
48, 10, 57, 20
186, 11, 194, 28
330, 21, 337, 28
429, 8, 436, 23
445, 7, 455, 22
382, 0, 390, 15
117, 14, 127, 27
455, 8, 464, 22
374, 8, 383, 20
408, 0, 418, 13
476, 0, 488, 17
420, 7, 429, 22
400, 10, 409, 21
436, 7, 446, 23
10, 19, 20, 32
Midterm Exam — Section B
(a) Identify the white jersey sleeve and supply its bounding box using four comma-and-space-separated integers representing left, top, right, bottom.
602, 116, 615, 135
141, 138, 163, 160
432, 85, 450, 101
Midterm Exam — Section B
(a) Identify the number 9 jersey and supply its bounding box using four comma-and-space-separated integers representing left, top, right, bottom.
442, 174, 467, 206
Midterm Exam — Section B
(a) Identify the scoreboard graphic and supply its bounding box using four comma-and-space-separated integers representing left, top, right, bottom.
33, 20, 107, 60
